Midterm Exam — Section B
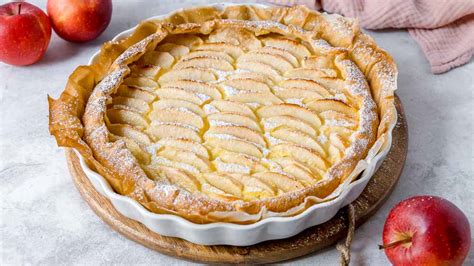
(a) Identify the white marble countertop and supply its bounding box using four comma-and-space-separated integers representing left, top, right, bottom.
1, 0, 473, 265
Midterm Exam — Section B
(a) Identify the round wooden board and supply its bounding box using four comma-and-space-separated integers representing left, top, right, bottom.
66, 95, 407, 264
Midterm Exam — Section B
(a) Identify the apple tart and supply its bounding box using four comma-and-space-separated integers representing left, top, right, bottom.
49, 5, 397, 224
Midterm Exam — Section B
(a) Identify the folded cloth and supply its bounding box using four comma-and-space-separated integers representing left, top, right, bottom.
262, 0, 474, 74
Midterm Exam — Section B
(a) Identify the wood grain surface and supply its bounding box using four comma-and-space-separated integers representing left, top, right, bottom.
66, 95, 408, 264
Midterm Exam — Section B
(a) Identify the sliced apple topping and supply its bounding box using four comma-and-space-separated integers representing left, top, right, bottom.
285, 68, 338, 80
165, 80, 222, 100
174, 56, 234, 71
269, 144, 328, 172
207, 112, 261, 132
157, 138, 209, 159
153, 99, 204, 116
145, 123, 201, 142
110, 135, 150, 165
236, 60, 281, 81
230, 71, 271, 84
306, 99, 358, 118
227, 91, 283, 105
271, 127, 326, 156
157, 146, 211, 173
205, 100, 256, 119
107, 124, 151, 146
253, 172, 304, 193
193, 42, 244, 58
123, 77, 157, 92
280, 79, 332, 98
216, 151, 266, 172
208, 27, 262, 51
206, 126, 266, 147
154, 165, 201, 192
257, 104, 321, 128
205, 137, 262, 158
158, 67, 216, 84
281, 163, 319, 185
233, 174, 276, 199
262, 115, 316, 136
129, 64, 161, 79
220, 79, 271, 93
116, 85, 157, 102
106, 108, 148, 129
203, 173, 243, 198
258, 46, 299, 67
154, 88, 208, 105
274, 87, 324, 102
156, 43, 190, 57
111, 96, 150, 114
238, 52, 294, 73
138, 51, 175, 68
181, 50, 234, 63
149, 108, 204, 130
262, 37, 311, 59
302, 55, 336, 69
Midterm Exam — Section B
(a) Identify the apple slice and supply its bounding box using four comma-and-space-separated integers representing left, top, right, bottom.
174, 56, 234, 71
271, 126, 326, 156
129, 64, 161, 79
107, 124, 152, 145
166, 80, 222, 100
154, 165, 201, 192
280, 79, 332, 98
203, 173, 243, 198
231, 71, 271, 84
207, 112, 261, 131
111, 96, 150, 114
274, 87, 324, 102
236, 60, 281, 81
258, 46, 299, 67
227, 91, 283, 105
262, 37, 311, 59
156, 43, 190, 57
238, 52, 294, 73
123, 77, 157, 92
262, 115, 316, 136
194, 42, 244, 59
157, 138, 209, 159
269, 143, 328, 171
206, 126, 266, 147
146, 123, 201, 142
205, 137, 262, 158
208, 27, 262, 51
257, 104, 321, 128
106, 108, 148, 129
159, 67, 216, 84
148, 108, 203, 130
205, 100, 256, 119
220, 79, 271, 93
306, 99, 358, 118
328, 144, 344, 162
282, 163, 320, 185
158, 146, 211, 172
163, 34, 203, 47
216, 151, 266, 172
108, 134, 150, 164
153, 99, 204, 116
154, 88, 208, 105
285, 68, 338, 80
233, 174, 276, 199
181, 50, 234, 63
138, 51, 175, 68
329, 133, 348, 150
253, 172, 304, 193
115, 85, 157, 102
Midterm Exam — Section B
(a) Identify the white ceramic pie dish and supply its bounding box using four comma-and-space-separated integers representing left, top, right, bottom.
75, 2, 397, 246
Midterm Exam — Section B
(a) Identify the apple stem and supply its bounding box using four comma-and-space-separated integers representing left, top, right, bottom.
17, 3, 22, 15
378, 237, 412, 250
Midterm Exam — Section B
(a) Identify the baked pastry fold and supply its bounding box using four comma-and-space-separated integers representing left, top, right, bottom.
49, 5, 397, 224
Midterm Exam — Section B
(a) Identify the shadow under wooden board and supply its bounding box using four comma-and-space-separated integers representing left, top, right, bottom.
66, 95, 408, 264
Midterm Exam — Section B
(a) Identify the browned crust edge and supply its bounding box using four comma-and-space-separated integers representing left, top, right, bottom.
48, 5, 397, 224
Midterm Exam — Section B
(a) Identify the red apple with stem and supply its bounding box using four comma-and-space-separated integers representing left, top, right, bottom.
47, 0, 112, 42
0, 2, 52, 66
380, 196, 471, 265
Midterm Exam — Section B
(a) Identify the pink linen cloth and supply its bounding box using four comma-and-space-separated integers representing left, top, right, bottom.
262, 0, 474, 74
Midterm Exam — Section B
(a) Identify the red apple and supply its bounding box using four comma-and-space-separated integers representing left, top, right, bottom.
47, 0, 112, 42
0, 2, 51, 66
381, 196, 471, 266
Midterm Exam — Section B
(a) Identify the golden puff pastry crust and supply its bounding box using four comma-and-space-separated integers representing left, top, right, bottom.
49, 5, 397, 224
